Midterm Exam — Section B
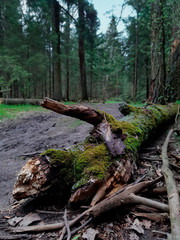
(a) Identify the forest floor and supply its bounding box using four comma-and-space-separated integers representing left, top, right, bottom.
0, 102, 179, 239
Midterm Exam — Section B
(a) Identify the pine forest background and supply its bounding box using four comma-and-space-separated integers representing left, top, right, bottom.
0, 0, 180, 103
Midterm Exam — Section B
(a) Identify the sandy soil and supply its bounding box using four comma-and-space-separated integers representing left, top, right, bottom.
0, 103, 122, 211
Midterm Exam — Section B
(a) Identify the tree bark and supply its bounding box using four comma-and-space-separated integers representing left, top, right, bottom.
166, 41, 180, 101
41, 97, 103, 126
148, 0, 166, 104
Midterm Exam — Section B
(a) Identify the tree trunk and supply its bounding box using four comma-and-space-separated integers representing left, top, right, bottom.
146, 58, 149, 100
78, 0, 88, 101
52, 0, 62, 101
133, 10, 139, 102
148, 0, 166, 104
90, 51, 93, 99
166, 1, 180, 101
166, 42, 180, 101
65, 2, 70, 101
13, 98, 178, 204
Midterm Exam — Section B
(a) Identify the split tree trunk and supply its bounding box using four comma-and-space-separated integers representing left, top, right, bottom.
13, 98, 178, 205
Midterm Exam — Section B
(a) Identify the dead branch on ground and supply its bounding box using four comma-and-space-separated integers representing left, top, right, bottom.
161, 129, 180, 240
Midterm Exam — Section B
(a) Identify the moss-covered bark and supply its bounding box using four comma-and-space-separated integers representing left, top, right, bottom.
40, 103, 178, 191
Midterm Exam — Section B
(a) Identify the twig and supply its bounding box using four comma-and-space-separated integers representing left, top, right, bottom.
170, 153, 180, 161
10, 222, 65, 233
139, 157, 161, 161
63, 209, 71, 240
129, 193, 169, 212
58, 210, 89, 240
63, 218, 92, 240
59, 227, 66, 240
152, 230, 171, 236
161, 128, 180, 240
144, 186, 180, 195
141, 147, 159, 152
36, 210, 64, 215
170, 162, 180, 170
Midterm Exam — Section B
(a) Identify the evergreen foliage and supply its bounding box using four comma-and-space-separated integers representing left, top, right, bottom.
0, 0, 179, 102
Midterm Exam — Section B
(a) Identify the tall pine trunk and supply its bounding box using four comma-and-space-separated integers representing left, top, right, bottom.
65, 2, 70, 101
146, 58, 149, 100
78, 0, 88, 101
148, 0, 166, 104
133, 10, 139, 102
52, 0, 62, 101
166, 0, 180, 101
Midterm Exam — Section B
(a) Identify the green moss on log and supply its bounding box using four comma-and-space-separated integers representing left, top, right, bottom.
76, 143, 111, 180
42, 103, 178, 189
41, 144, 112, 189
41, 149, 75, 187
101, 103, 178, 153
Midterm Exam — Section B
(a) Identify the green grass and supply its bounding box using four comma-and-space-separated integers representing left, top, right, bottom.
62, 101, 77, 105
1, 100, 178, 122
106, 100, 144, 107
0, 104, 47, 121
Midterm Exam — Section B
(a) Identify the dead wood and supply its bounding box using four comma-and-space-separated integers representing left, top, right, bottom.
13, 100, 178, 204
145, 186, 180, 195
161, 129, 180, 240
41, 97, 104, 126
59, 176, 168, 239
170, 153, 180, 161
63, 209, 71, 240
13, 156, 57, 200
133, 212, 169, 222
62, 218, 92, 240
87, 176, 167, 218
10, 222, 65, 233
41, 97, 126, 157
11, 177, 167, 234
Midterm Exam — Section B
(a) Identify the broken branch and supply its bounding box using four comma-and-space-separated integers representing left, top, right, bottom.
161, 129, 180, 240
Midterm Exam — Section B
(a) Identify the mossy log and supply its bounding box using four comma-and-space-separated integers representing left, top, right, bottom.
13, 98, 178, 205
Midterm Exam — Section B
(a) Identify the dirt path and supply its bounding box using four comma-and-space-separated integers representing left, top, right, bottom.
0, 103, 122, 211
1, 103, 179, 239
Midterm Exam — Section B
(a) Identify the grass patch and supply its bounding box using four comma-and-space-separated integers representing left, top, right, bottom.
0, 104, 47, 121
105, 100, 144, 107
129, 102, 144, 107
62, 101, 77, 105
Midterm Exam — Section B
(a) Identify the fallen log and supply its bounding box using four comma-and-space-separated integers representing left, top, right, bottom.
13, 98, 178, 205
0, 98, 42, 105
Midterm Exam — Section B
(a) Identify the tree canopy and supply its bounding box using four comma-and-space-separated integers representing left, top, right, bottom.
0, 0, 179, 102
